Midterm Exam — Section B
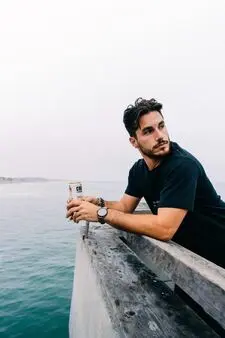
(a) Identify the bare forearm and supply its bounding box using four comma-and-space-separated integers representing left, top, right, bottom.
104, 201, 126, 212
105, 209, 170, 241
93, 194, 139, 213
86, 198, 127, 212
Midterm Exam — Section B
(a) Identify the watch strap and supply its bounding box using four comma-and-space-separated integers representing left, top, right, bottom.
97, 197, 105, 207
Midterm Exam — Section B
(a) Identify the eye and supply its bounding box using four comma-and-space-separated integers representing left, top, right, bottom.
143, 128, 153, 135
159, 122, 165, 129
143, 130, 150, 135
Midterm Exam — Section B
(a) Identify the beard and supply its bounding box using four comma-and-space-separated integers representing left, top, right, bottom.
138, 138, 171, 160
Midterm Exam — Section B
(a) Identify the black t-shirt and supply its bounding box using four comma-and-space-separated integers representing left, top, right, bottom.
125, 142, 225, 268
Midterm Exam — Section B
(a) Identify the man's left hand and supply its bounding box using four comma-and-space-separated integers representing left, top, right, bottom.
66, 199, 99, 223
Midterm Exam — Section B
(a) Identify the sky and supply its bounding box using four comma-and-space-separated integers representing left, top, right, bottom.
1, 0, 225, 182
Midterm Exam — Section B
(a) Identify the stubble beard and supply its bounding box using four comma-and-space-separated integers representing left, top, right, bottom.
139, 139, 171, 160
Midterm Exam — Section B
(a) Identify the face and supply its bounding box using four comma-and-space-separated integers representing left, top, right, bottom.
130, 111, 170, 159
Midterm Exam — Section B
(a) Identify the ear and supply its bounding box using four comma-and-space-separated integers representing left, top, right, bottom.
129, 136, 139, 149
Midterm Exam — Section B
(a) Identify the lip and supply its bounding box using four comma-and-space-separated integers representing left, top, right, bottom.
155, 142, 168, 149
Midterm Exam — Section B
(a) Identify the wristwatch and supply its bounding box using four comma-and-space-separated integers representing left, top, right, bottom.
97, 207, 108, 224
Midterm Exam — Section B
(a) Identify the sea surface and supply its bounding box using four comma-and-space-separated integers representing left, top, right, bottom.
0, 181, 126, 338
1, 180, 225, 338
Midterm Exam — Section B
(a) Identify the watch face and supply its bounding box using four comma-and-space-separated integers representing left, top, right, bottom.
98, 208, 107, 217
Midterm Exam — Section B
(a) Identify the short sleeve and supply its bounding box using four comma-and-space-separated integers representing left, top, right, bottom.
159, 159, 200, 211
125, 165, 143, 198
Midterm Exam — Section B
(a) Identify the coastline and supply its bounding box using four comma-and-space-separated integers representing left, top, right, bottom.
0, 177, 60, 184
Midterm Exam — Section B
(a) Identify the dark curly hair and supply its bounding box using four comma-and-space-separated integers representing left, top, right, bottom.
123, 98, 163, 137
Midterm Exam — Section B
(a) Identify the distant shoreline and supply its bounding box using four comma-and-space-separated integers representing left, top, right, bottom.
0, 177, 62, 184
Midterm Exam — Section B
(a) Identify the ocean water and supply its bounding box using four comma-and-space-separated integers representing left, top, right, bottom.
0, 181, 126, 338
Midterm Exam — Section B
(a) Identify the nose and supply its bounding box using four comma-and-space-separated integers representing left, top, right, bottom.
155, 128, 164, 141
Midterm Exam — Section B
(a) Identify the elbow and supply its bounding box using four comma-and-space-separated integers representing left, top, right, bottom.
156, 222, 176, 241
144, 216, 179, 242
160, 233, 173, 241
160, 227, 178, 241
145, 232, 171, 241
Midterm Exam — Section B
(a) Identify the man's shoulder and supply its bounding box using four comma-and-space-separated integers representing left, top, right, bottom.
170, 142, 203, 169
129, 158, 146, 174
162, 142, 204, 179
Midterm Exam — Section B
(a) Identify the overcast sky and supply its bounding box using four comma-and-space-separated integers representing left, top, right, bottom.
1, 0, 225, 182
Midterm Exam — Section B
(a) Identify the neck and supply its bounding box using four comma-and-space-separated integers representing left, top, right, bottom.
143, 156, 161, 171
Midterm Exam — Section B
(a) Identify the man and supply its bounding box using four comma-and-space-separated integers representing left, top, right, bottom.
67, 98, 225, 268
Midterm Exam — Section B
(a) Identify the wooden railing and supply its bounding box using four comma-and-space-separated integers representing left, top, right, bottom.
119, 209, 225, 332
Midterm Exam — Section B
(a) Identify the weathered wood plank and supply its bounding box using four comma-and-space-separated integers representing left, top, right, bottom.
71, 224, 219, 337
69, 235, 118, 338
119, 227, 225, 330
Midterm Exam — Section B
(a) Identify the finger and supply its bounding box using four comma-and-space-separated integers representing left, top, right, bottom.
73, 212, 81, 223
67, 198, 74, 206
74, 208, 86, 221
73, 206, 82, 212
74, 207, 82, 217
66, 207, 77, 218
72, 211, 76, 222
67, 214, 74, 222
67, 199, 82, 210
67, 200, 76, 209
75, 215, 84, 222
66, 203, 81, 211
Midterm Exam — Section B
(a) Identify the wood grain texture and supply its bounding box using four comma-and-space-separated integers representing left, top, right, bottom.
71, 223, 219, 337
119, 222, 225, 330
69, 236, 119, 338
